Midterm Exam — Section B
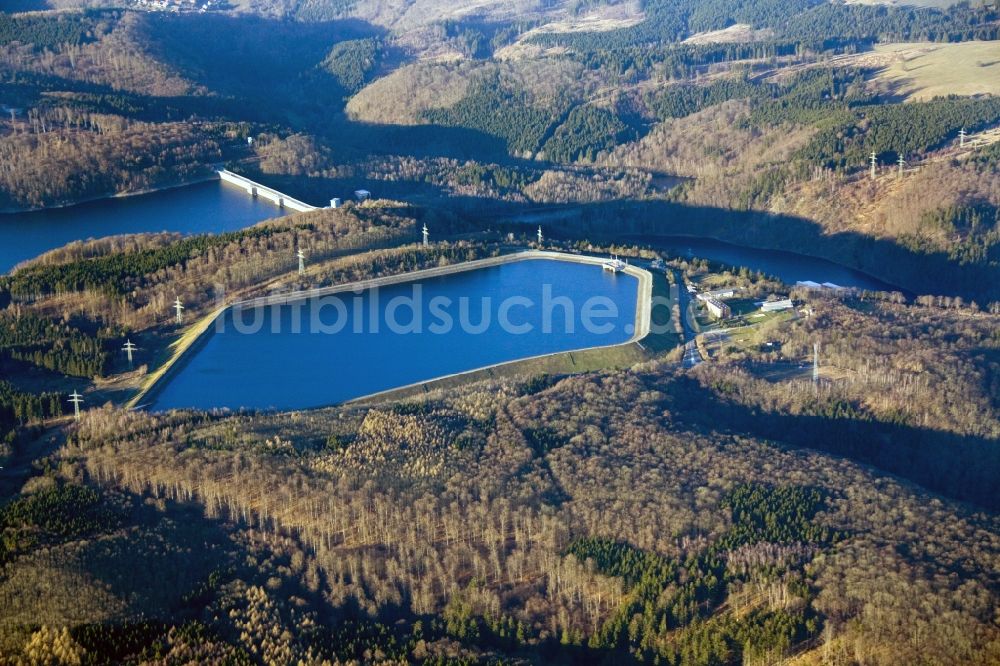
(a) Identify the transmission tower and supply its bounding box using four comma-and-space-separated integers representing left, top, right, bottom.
68, 391, 84, 420
296, 248, 306, 276
173, 297, 184, 325
537, 225, 543, 244
422, 223, 429, 247
813, 342, 820, 384
869, 151, 877, 181
897, 154, 906, 180
959, 128, 967, 148
122, 339, 137, 367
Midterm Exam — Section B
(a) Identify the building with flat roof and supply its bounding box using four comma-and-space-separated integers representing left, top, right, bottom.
760, 298, 794, 312
796, 280, 850, 292
702, 297, 731, 319
705, 286, 740, 300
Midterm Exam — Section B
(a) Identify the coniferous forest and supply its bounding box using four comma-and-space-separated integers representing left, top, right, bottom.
0, 0, 999, 663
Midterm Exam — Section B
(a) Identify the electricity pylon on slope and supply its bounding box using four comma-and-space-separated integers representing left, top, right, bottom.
68, 391, 84, 420
122, 339, 137, 367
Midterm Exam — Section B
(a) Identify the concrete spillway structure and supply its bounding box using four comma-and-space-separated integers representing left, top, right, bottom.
217, 169, 317, 213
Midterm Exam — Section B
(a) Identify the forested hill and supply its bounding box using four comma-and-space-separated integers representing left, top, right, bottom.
531, 0, 999, 53
0, 1, 999, 663
1, 2, 999, 303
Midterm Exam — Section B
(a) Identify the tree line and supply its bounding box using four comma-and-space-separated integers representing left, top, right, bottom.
533, 0, 998, 80
423, 72, 562, 157
540, 105, 639, 163
799, 96, 1000, 170
0, 313, 116, 378
320, 37, 383, 94
0, 115, 227, 210
1, 226, 292, 299
0, 379, 63, 444
0, 9, 116, 49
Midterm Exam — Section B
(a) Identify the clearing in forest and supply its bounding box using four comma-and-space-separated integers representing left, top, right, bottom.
870, 42, 1000, 100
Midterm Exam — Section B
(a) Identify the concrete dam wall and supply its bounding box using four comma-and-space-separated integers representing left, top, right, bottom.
217, 169, 317, 213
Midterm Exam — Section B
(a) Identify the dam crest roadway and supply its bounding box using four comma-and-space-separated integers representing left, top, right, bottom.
217, 169, 318, 213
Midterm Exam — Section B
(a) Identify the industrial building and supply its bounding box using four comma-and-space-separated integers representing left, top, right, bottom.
760, 298, 794, 312
704, 286, 740, 299
698, 296, 731, 319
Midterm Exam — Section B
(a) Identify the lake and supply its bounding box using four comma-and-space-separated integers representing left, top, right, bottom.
632, 235, 903, 293
2, 179, 904, 295
0, 180, 283, 273
149, 258, 641, 411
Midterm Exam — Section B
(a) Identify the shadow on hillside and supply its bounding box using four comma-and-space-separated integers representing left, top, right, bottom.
195, 164, 995, 302
80, 496, 244, 618
229, 169, 452, 209
329, 120, 515, 162
138, 13, 385, 106
658, 373, 1000, 512
434, 197, 995, 302
108, 13, 553, 160
0, 71, 278, 125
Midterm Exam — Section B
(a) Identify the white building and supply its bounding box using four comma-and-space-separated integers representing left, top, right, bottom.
796, 280, 850, 293
704, 298, 731, 319
705, 286, 740, 300
697, 293, 731, 319
760, 299, 794, 312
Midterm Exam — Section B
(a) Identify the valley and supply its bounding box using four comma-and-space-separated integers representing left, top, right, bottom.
0, 0, 998, 663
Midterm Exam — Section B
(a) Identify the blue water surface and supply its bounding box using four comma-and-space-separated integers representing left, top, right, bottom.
150, 259, 640, 411
635, 235, 902, 292
0, 180, 282, 273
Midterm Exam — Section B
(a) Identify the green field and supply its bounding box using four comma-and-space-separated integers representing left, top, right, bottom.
871, 42, 1000, 100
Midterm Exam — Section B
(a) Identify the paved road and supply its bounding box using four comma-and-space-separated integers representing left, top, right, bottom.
619, 259, 703, 366
682, 340, 701, 367
674, 271, 705, 367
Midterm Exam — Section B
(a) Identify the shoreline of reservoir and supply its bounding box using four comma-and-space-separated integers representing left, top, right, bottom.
0, 168, 313, 217
126, 303, 229, 410
4, 175, 912, 298
130, 250, 652, 411
344, 252, 652, 407
0, 173, 223, 216
0, 177, 288, 274
497, 208, 909, 296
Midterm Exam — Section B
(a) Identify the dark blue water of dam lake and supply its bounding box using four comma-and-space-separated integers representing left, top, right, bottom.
0, 180, 282, 273
149, 259, 641, 411
632, 235, 902, 293
3, 180, 900, 293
